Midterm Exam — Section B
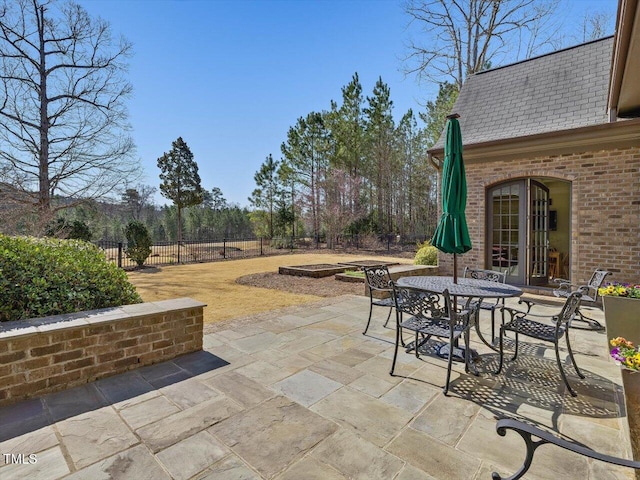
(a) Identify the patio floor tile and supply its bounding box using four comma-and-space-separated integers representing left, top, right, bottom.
310, 429, 404, 480
307, 358, 366, 385
311, 387, 413, 447
118, 395, 181, 430
0, 446, 69, 480
194, 456, 261, 480
63, 444, 170, 480
136, 396, 242, 453
274, 457, 347, 480
155, 430, 229, 480
44, 383, 107, 422
56, 407, 138, 469
271, 370, 341, 407
159, 378, 220, 409
209, 395, 337, 479
410, 393, 479, 445
386, 427, 481, 479
203, 371, 274, 407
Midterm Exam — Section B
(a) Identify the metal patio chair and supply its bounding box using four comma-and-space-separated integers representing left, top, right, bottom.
492, 418, 640, 479
462, 267, 506, 344
553, 268, 611, 330
362, 265, 396, 335
390, 283, 475, 395
496, 291, 584, 397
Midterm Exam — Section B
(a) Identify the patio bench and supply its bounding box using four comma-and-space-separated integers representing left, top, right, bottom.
492, 418, 640, 479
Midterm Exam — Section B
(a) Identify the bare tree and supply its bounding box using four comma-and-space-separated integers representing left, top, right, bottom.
0, 0, 139, 220
403, 0, 560, 89
575, 10, 614, 43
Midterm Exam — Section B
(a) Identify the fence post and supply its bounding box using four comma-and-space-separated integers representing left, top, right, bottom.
260, 237, 263, 256
177, 241, 181, 264
356, 234, 359, 250
387, 235, 390, 251
290, 236, 294, 252
223, 238, 226, 259
117, 242, 123, 268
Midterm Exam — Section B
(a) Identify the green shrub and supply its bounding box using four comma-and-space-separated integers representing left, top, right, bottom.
124, 221, 152, 267
0, 235, 142, 322
414, 240, 438, 266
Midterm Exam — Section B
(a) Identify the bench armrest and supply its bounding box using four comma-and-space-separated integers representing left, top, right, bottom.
492, 418, 640, 480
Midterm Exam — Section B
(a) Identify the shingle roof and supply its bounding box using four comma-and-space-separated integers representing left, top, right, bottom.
430, 37, 613, 151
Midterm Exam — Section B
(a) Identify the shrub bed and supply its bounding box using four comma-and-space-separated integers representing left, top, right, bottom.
0, 235, 142, 322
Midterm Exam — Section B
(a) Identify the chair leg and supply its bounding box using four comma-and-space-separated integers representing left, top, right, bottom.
443, 333, 455, 396
491, 309, 496, 344
463, 329, 471, 374
554, 340, 577, 397
390, 323, 401, 376
496, 326, 505, 374
414, 331, 420, 358
383, 306, 393, 328
511, 332, 519, 362
363, 301, 374, 335
565, 332, 585, 379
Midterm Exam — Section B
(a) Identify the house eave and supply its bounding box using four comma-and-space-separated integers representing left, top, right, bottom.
427, 118, 640, 163
609, 0, 640, 117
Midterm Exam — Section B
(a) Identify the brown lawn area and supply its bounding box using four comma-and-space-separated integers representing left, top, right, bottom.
127, 253, 411, 324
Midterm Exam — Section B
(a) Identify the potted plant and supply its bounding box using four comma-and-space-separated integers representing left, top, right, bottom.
610, 337, 640, 475
599, 283, 640, 345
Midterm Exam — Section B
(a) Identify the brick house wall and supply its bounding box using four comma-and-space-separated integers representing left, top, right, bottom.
437, 146, 640, 285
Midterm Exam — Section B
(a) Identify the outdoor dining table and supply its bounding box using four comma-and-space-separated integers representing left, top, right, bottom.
396, 275, 523, 359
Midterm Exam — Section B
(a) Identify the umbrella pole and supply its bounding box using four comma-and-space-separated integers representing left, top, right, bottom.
453, 253, 458, 284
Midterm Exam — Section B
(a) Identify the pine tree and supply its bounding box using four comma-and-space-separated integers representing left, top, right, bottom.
157, 137, 203, 243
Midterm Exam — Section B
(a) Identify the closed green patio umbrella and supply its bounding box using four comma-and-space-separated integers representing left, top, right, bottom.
431, 114, 472, 283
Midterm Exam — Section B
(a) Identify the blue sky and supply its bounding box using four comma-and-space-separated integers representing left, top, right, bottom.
80, 0, 617, 207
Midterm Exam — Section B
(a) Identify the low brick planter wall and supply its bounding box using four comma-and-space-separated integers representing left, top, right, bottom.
0, 298, 205, 407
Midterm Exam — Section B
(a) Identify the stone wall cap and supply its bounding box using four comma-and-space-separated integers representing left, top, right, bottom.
151, 298, 207, 310
0, 298, 206, 339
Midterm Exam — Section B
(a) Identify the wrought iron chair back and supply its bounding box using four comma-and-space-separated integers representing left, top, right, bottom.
463, 267, 507, 342
390, 284, 473, 395
361, 265, 395, 335
552, 268, 610, 330
464, 267, 506, 284
555, 289, 582, 327
497, 291, 584, 396
363, 266, 393, 292
392, 286, 450, 322
580, 268, 611, 303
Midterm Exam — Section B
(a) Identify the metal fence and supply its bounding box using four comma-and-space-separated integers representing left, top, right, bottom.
96, 234, 428, 269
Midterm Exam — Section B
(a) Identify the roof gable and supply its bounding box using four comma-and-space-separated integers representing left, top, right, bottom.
431, 37, 613, 150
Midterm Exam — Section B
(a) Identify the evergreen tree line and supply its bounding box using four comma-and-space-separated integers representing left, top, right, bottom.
249, 74, 458, 245
17, 77, 457, 246
40, 185, 254, 243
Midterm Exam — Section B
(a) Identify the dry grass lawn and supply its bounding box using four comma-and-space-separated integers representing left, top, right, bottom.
127, 253, 411, 324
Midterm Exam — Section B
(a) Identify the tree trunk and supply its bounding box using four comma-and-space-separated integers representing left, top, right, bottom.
37, 5, 50, 213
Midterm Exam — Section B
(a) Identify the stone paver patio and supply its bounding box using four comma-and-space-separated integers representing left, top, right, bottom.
0, 295, 634, 479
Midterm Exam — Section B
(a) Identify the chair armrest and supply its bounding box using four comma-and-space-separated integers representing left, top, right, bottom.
516, 297, 535, 314
501, 305, 559, 322
492, 418, 640, 480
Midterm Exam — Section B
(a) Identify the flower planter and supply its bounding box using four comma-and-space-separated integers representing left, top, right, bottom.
621, 369, 640, 479
603, 296, 640, 346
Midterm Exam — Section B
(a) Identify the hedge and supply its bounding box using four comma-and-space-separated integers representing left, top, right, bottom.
0, 235, 142, 322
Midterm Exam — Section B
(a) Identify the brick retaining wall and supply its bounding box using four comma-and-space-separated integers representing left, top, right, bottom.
0, 298, 205, 407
